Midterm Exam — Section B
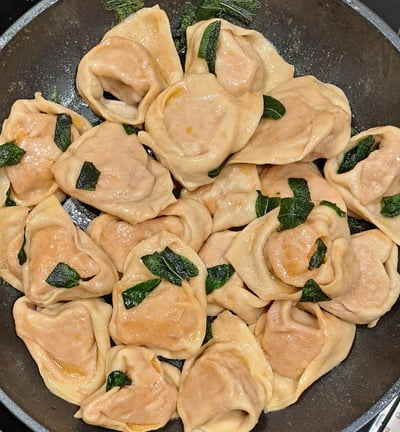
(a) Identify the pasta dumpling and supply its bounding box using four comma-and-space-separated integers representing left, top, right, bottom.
0, 92, 91, 207
226, 201, 358, 302
76, 345, 179, 432
321, 229, 400, 327
76, 37, 167, 126
185, 18, 294, 96
22, 195, 118, 306
324, 125, 400, 245
139, 73, 263, 190
181, 163, 261, 232
101, 5, 183, 86
52, 121, 176, 225
13, 296, 112, 405
87, 198, 212, 273
255, 300, 355, 410
199, 230, 267, 324
177, 310, 273, 432
228, 76, 351, 165
0, 205, 29, 291
109, 231, 207, 359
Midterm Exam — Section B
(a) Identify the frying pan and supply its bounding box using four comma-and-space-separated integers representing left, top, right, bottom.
0, 1, 399, 431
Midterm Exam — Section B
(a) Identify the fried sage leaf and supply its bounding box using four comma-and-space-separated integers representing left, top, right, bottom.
337, 135, 376, 174
381, 193, 400, 218
0, 141, 26, 167
45, 262, 81, 288
198, 20, 221, 74
142, 247, 199, 286
122, 278, 162, 309
300, 279, 331, 303
75, 161, 101, 191
308, 238, 327, 270
54, 113, 72, 152
206, 263, 234, 294
106, 370, 132, 391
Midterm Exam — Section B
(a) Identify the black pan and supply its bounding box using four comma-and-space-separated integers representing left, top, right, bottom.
0, 1, 399, 431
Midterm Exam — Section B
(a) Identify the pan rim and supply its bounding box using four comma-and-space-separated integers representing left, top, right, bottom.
0, 1, 399, 431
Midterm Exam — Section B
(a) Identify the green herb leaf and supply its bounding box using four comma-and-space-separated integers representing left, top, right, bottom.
50, 85, 59, 103
0, 142, 26, 168
142, 247, 199, 286
308, 238, 327, 270
289, 177, 311, 201
381, 193, 400, 218
337, 135, 376, 174
262, 95, 286, 120
174, 2, 197, 58
319, 200, 346, 217
255, 190, 281, 217
208, 154, 231, 178
5, 188, 16, 207
123, 124, 140, 135
278, 178, 314, 231
122, 278, 162, 309
202, 315, 217, 345
45, 262, 81, 288
102, 0, 144, 21
206, 264, 234, 294
75, 161, 101, 191
198, 20, 221, 75
347, 216, 375, 234
220, 0, 260, 25
106, 370, 132, 392
300, 279, 331, 302
196, 0, 222, 20
54, 114, 72, 152
17, 228, 27, 265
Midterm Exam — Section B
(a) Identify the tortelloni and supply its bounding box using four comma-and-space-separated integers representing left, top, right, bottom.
76, 5, 183, 126
321, 229, 400, 327
139, 73, 263, 190
177, 310, 273, 432
0, 92, 91, 207
0, 205, 29, 292
87, 198, 212, 273
76, 345, 179, 432
324, 126, 400, 245
185, 18, 294, 97
228, 75, 351, 165
199, 230, 267, 325
109, 231, 207, 359
181, 163, 261, 232
13, 296, 112, 405
52, 121, 176, 225
22, 195, 118, 306
225, 200, 358, 302
255, 300, 355, 411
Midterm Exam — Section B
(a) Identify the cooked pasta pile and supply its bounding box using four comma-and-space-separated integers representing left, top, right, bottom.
1, 4, 399, 432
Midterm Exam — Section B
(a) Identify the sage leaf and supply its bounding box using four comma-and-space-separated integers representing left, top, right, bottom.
319, 200, 346, 217
106, 370, 132, 391
102, 0, 144, 21
75, 161, 101, 191
122, 278, 162, 309
196, 0, 222, 20
208, 154, 231, 178
347, 216, 375, 234
206, 264, 234, 294
308, 238, 327, 270
255, 190, 280, 217
198, 20, 221, 74
262, 95, 286, 120
45, 262, 81, 288
300, 279, 331, 303
17, 229, 27, 265
5, 188, 16, 207
381, 193, 400, 218
123, 124, 140, 135
337, 135, 376, 174
0, 142, 26, 167
142, 247, 199, 286
54, 113, 72, 152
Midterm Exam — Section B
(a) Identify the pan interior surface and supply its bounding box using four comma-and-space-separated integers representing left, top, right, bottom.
0, 1, 399, 431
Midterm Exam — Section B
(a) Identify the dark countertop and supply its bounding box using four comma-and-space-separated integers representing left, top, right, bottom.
0, 1, 399, 432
